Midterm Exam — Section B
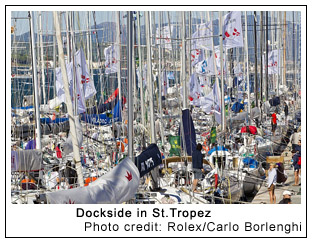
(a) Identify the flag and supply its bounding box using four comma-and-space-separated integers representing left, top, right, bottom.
156, 25, 173, 49
192, 22, 214, 50
134, 144, 162, 177
74, 48, 96, 100
222, 11, 244, 48
104, 44, 119, 74
191, 49, 204, 66
214, 46, 227, 76
169, 135, 181, 156
55, 61, 86, 114
262, 49, 280, 74
189, 73, 201, 105
104, 88, 119, 104
210, 127, 217, 144
46, 157, 140, 204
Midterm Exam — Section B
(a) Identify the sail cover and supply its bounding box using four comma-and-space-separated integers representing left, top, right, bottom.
180, 108, 197, 156
134, 143, 162, 178
46, 157, 140, 204
11, 149, 43, 172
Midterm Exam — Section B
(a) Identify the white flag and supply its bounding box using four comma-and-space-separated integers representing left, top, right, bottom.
191, 49, 204, 66
201, 80, 221, 124
263, 49, 280, 74
189, 73, 201, 105
192, 22, 214, 50
104, 45, 119, 74
156, 25, 173, 49
46, 157, 140, 204
223, 11, 244, 49
55, 61, 86, 114
75, 48, 96, 100
214, 46, 227, 76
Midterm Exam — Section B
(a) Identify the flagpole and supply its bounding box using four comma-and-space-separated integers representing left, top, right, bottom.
265, 11, 269, 102
254, 11, 258, 108
39, 11, 47, 105
53, 11, 84, 187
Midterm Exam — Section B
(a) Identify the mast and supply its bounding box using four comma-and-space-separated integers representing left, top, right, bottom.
293, 11, 296, 102
29, 11, 42, 150
265, 11, 269, 102
145, 11, 156, 143
127, 11, 134, 160
116, 11, 122, 103
219, 11, 225, 131
181, 11, 187, 109
137, 11, 145, 127
283, 11, 286, 87
53, 11, 84, 187
244, 11, 250, 123
39, 11, 47, 105
260, 11, 263, 103
254, 11, 258, 107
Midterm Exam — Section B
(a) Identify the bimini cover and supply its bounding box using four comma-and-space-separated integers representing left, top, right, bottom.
242, 157, 258, 169
11, 149, 43, 172
208, 146, 228, 156
241, 126, 257, 135
46, 157, 140, 204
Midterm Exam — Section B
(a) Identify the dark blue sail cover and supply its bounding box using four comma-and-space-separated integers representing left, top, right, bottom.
81, 100, 121, 126
135, 144, 162, 177
180, 108, 197, 156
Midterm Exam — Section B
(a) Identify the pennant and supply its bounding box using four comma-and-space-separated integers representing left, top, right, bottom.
169, 135, 181, 156
222, 11, 244, 48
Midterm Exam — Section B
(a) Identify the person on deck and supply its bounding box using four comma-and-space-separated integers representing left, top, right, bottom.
271, 110, 278, 136
192, 143, 204, 193
267, 163, 277, 204
290, 129, 301, 152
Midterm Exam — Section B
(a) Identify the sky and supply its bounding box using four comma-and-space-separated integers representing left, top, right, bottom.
10, 10, 300, 36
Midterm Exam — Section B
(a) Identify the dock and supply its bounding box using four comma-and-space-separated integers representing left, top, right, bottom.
251, 150, 301, 204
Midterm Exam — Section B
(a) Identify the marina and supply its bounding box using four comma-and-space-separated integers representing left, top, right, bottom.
10, 10, 302, 204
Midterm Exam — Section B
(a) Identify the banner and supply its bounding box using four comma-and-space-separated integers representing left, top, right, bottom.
104, 44, 119, 74
191, 49, 204, 66
135, 144, 162, 178
191, 22, 214, 50
81, 100, 121, 126
74, 48, 97, 100
46, 157, 140, 204
169, 135, 181, 156
222, 11, 244, 48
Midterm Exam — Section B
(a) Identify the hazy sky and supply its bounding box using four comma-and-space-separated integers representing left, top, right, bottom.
11, 11, 300, 36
